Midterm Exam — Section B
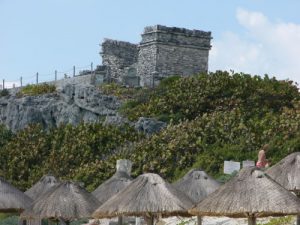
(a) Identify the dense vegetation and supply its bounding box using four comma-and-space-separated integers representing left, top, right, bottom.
257, 216, 294, 225
0, 71, 300, 193
17, 83, 56, 97
0, 123, 141, 191
0, 89, 9, 97
121, 72, 298, 122
100, 82, 147, 100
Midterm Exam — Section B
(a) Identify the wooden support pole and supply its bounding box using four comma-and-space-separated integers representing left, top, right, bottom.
73, 66, 75, 77
91, 62, 93, 71
2, 79, 4, 89
248, 216, 256, 225
55, 70, 57, 81
36, 72, 39, 84
144, 216, 154, 225
297, 193, 300, 225
118, 216, 123, 225
197, 216, 202, 225
20, 76, 23, 87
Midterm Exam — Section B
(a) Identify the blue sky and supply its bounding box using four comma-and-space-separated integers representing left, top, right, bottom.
1, 0, 300, 87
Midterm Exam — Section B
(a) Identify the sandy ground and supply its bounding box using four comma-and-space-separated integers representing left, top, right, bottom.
88, 216, 296, 225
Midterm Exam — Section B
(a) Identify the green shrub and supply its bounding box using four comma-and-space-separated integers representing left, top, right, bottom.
0, 124, 12, 147
0, 89, 9, 97
0, 215, 18, 225
70, 219, 89, 225
257, 216, 294, 225
124, 103, 300, 181
18, 83, 56, 97
121, 72, 299, 122
100, 83, 146, 100
0, 123, 142, 190
0, 124, 51, 189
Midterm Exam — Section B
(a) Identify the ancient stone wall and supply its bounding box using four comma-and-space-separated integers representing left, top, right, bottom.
137, 44, 158, 87
98, 25, 212, 87
101, 39, 138, 82
156, 44, 209, 77
137, 25, 212, 86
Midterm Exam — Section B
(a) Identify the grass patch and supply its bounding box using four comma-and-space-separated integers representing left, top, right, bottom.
17, 83, 56, 97
0, 89, 9, 97
257, 216, 294, 225
99, 83, 146, 100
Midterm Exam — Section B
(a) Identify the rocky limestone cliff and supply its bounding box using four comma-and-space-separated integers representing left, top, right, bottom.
0, 84, 123, 131
0, 84, 167, 134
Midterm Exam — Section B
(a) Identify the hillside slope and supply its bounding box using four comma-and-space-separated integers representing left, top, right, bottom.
0, 71, 300, 192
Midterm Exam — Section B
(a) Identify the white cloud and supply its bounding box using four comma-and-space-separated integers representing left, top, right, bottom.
209, 8, 300, 84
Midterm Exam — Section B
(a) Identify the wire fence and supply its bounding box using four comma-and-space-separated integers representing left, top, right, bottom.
0, 62, 95, 90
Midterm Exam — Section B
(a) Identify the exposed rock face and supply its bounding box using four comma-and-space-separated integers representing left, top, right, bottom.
0, 84, 122, 132
0, 84, 168, 136
134, 117, 167, 135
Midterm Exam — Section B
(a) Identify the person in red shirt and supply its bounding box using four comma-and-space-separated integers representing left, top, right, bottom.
256, 144, 270, 168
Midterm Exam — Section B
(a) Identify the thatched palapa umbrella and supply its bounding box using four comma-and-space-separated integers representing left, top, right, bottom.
25, 174, 60, 200
174, 169, 221, 225
92, 159, 133, 225
93, 173, 194, 225
21, 181, 101, 225
24, 174, 60, 225
0, 176, 33, 213
92, 159, 133, 203
266, 152, 300, 225
189, 167, 300, 225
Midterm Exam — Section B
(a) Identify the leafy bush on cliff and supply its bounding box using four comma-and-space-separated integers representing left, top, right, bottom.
120, 102, 300, 180
99, 83, 148, 100
0, 89, 10, 97
17, 83, 56, 97
0, 124, 51, 189
121, 71, 299, 122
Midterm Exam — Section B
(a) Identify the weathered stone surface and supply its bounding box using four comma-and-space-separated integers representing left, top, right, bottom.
134, 117, 167, 135
103, 113, 130, 126
100, 25, 212, 87
138, 25, 211, 86
101, 39, 138, 82
0, 85, 166, 136
0, 84, 122, 131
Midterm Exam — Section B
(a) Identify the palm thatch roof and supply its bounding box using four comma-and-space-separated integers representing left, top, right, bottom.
21, 181, 101, 221
173, 169, 221, 203
92, 173, 194, 219
0, 176, 33, 213
266, 152, 300, 193
189, 167, 300, 218
25, 174, 60, 200
92, 171, 132, 203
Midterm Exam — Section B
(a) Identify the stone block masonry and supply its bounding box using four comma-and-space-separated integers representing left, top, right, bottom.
99, 25, 212, 87
101, 39, 138, 82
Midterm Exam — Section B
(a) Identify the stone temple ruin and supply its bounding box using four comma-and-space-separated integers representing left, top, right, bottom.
95, 25, 212, 87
